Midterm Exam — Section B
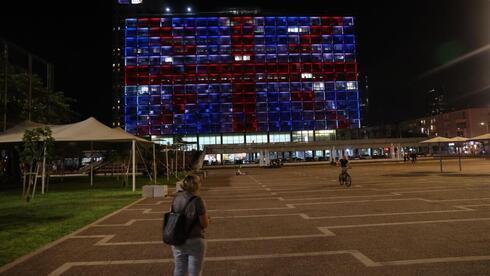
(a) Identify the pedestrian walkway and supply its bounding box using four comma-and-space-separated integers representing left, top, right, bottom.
1, 159, 490, 275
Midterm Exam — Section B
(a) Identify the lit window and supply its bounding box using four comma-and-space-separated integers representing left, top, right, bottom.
301, 73, 312, 79
313, 82, 324, 90
287, 27, 299, 33
138, 86, 149, 95
243, 55, 250, 61
234, 55, 242, 61
346, 81, 357, 90
164, 57, 173, 63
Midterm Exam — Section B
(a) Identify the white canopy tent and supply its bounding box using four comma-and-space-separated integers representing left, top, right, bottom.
471, 133, 490, 141
420, 136, 451, 173
0, 117, 155, 192
447, 137, 468, 171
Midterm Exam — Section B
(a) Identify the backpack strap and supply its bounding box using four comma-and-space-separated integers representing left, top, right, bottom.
182, 195, 197, 213
170, 194, 196, 213
185, 196, 201, 233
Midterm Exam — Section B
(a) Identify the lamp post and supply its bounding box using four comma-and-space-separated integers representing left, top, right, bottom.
3, 41, 7, 132
480, 122, 489, 133
1, 38, 53, 127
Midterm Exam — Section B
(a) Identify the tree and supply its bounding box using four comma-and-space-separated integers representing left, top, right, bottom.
19, 127, 54, 201
0, 57, 77, 128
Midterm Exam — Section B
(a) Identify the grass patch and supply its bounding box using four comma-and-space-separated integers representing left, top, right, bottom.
0, 175, 177, 266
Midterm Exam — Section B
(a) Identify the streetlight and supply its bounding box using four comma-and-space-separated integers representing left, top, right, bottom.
165, 7, 171, 13
186, 6, 192, 13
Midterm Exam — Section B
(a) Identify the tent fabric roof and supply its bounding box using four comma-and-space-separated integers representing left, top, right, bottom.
471, 133, 490, 141
446, 137, 469, 142
0, 117, 152, 144
419, 136, 451, 143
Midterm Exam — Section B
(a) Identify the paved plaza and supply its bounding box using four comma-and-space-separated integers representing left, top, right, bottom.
1, 159, 490, 275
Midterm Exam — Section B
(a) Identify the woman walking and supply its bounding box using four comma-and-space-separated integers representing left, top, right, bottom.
170, 174, 209, 276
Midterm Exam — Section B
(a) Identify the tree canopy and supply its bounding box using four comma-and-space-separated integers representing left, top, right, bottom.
0, 57, 77, 128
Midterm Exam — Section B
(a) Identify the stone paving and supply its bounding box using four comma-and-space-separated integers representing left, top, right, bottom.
1, 159, 490, 275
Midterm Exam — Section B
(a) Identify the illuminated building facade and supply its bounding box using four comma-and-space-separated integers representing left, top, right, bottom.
122, 15, 360, 146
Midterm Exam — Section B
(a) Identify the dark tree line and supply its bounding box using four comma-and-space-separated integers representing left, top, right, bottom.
0, 57, 77, 187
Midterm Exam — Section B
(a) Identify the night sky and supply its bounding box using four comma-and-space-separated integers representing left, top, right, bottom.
0, 0, 488, 126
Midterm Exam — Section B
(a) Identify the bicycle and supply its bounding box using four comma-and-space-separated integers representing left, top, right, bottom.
338, 170, 352, 187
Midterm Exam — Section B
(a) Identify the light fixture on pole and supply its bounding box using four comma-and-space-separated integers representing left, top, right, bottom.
480, 122, 489, 133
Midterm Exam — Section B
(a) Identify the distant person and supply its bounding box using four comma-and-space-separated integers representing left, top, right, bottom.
236, 165, 246, 175
170, 175, 209, 276
410, 152, 416, 163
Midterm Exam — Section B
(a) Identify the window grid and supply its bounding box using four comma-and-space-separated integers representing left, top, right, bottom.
123, 16, 360, 136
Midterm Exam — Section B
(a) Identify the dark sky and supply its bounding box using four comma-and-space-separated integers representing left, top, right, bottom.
0, 0, 489, 125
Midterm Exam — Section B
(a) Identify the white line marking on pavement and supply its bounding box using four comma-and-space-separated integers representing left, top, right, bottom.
318, 217, 490, 232
126, 206, 296, 214
456, 203, 490, 209
191, 196, 281, 202
71, 230, 332, 246
302, 208, 472, 220
283, 194, 396, 201
288, 197, 490, 207
94, 218, 161, 227
209, 206, 295, 212
207, 234, 330, 242
422, 197, 490, 203
47, 250, 381, 275
204, 186, 263, 191
392, 188, 481, 194
211, 213, 305, 219
380, 255, 490, 266
290, 197, 418, 206
135, 200, 167, 206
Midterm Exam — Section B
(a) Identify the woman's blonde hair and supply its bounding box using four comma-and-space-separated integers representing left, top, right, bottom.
182, 174, 202, 193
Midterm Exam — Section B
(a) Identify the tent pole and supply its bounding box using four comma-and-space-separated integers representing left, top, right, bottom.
90, 141, 94, 186
165, 148, 169, 181
41, 147, 46, 193
41, 142, 46, 194
132, 139, 136, 192
458, 145, 462, 171
152, 143, 157, 184
182, 145, 185, 172
439, 142, 443, 173
175, 147, 178, 177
